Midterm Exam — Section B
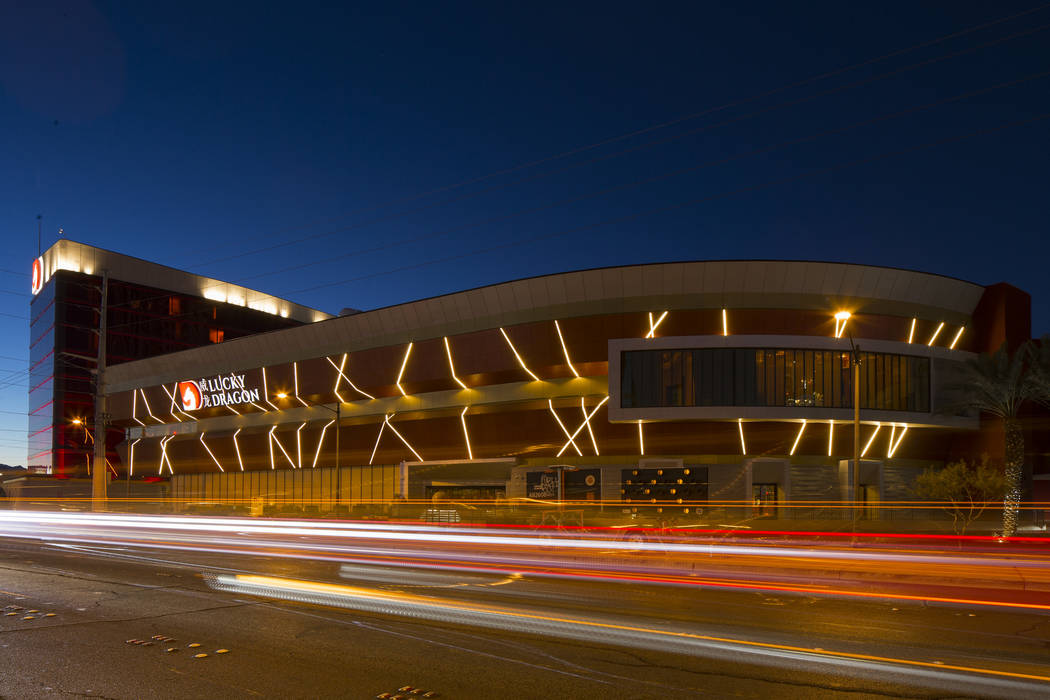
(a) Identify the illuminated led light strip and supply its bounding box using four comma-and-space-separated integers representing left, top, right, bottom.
248, 401, 268, 413
296, 422, 306, 468
637, 421, 645, 456
311, 419, 336, 469
556, 396, 610, 458
157, 438, 174, 476
384, 414, 423, 462
232, 428, 244, 471
293, 363, 309, 407
789, 420, 807, 456
444, 337, 469, 389
827, 420, 834, 457
139, 389, 163, 424
268, 426, 276, 470
500, 328, 540, 381
582, 398, 598, 455
327, 354, 375, 400
887, 424, 908, 458
396, 343, 413, 396
460, 406, 473, 460
833, 311, 850, 339
159, 384, 183, 422
226, 405, 241, 416
549, 400, 582, 457
737, 419, 746, 455
104, 458, 118, 478
369, 416, 389, 465
128, 438, 141, 476
949, 326, 965, 350
270, 427, 298, 468
722, 309, 728, 336
553, 321, 578, 377
330, 354, 347, 403
645, 311, 668, 339
861, 423, 881, 458
907, 318, 916, 344
927, 322, 945, 346
131, 392, 145, 426
199, 433, 224, 472
261, 367, 279, 410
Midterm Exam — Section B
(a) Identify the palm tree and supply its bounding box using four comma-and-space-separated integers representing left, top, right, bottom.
948, 342, 1032, 537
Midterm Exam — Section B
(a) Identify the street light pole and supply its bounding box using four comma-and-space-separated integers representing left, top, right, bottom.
92, 271, 109, 510
335, 402, 341, 512
847, 333, 861, 531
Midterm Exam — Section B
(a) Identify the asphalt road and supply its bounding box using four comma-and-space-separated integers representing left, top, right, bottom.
1, 539, 1048, 699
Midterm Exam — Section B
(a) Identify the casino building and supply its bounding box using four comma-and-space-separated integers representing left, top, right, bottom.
28, 241, 1042, 516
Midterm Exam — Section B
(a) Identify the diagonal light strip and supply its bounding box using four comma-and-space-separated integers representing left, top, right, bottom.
293, 362, 310, 407
296, 422, 306, 468
327, 354, 375, 400
444, 337, 469, 389
129, 438, 141, 476
160, 383, 182, 422
582, 397, 598, 455
887, 424, 909, 458
927, 322, 945, 346
549, 399, 582, 456
369, 417, 388, 465
396, 342, 413, 396
131, 391, 145, 426
556, 396, 610, 457
270, 427, 298, 468
384, 414, 423, 462
861, 423, 882, 458
261, 367, 279, 410
460, 406, 473, 460
140, 389, 163, 424
312, 419, 335, 469
500, 328, 540, 381
232, 428, 245, 471
789, 420, 807, 456
199, 433, 224, 472
645, 311, 668, 338
553, 321, 578, 377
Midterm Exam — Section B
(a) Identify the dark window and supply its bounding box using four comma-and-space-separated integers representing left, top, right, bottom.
621, 347, 930, 412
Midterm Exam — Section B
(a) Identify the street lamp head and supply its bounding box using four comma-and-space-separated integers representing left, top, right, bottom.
834, 311, 851, 321
71, 418, 82, 425
276, 393, 288, 399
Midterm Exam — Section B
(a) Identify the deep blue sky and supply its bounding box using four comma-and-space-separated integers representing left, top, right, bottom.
1, 1, 1048, 465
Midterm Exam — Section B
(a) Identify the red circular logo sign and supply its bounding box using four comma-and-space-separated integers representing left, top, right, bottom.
178, 381, 203, 411
31, 257, 43, 295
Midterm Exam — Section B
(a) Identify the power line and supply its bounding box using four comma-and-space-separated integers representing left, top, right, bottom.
286, 112, 1050, 295
185, 2, 1050, 270
233, 68, 1050, 286
17, 7, 1047, 322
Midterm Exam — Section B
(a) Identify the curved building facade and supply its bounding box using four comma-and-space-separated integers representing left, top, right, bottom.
100, 260, 1031, 510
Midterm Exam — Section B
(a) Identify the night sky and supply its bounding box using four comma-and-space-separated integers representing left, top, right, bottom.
1, 1, 1048, 465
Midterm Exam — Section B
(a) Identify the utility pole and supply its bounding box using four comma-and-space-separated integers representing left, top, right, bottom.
851, 339, 861, 531
92, 271, 109, 509
335, 402, 341, 510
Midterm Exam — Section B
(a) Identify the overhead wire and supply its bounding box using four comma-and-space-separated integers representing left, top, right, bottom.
232, 68, 1050, 285
285, 111, 1050, 295
185, 1, 1050, 270
9, 6, 1046, 322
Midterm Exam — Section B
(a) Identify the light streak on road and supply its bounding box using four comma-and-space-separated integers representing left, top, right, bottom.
208, 573, 1050, 696
1, 510, 1049, 613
